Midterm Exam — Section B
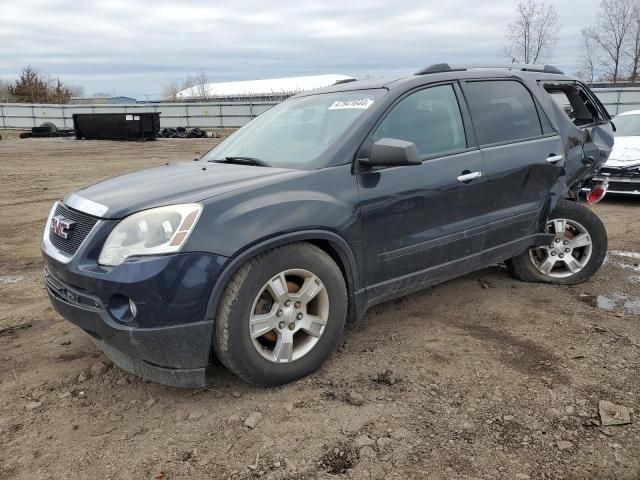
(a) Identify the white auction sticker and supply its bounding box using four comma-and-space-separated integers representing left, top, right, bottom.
328, 98, 375, 110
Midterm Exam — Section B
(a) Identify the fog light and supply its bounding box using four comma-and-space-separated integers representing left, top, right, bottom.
108, 294, 137, 323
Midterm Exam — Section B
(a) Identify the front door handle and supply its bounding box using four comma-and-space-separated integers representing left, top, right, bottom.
457, 171, 482, 182
546, 154, 564, 164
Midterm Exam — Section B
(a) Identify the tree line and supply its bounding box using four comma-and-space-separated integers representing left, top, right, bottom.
505, 0, 640, 85
0, 66, 84, 103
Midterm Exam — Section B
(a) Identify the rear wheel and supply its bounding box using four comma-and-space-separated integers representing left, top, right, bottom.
508, 200, 607, 285
214, 243, 347, 386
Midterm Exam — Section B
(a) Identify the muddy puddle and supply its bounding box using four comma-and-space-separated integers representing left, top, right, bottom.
579, 291, 640, 315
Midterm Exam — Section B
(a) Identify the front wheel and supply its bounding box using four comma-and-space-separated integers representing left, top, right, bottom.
213, 243, 347, 386
508, 200, 608, 285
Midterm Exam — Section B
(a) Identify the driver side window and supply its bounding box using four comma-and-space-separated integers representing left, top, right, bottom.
373, 84, 467, 157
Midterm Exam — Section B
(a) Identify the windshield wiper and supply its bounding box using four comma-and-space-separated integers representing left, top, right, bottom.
210, 156, 271, 167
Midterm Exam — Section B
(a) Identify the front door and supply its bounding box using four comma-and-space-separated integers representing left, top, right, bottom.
357, 83, 487, 304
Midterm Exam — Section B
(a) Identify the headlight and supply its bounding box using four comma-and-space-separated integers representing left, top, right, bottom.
98, 204, 202, 267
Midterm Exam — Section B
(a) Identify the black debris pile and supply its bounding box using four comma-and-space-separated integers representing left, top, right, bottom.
159, 127, 209, 139
20, 122, 75, 139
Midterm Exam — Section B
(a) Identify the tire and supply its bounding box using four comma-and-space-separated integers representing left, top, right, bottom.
19, 132, 32, 139
40, 122, 57, 133
508, 200, 607, 285
214, 243, 348, 386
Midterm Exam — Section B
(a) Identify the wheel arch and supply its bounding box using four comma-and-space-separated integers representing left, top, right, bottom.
204, 230, 363, 330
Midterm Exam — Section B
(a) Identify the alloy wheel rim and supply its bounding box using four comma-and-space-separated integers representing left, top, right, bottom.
249, 269, 329, 363
529, 218, 593, 278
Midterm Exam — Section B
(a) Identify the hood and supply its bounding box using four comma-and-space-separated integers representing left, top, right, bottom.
606, 136, 640, 168
67, 161, 299, 219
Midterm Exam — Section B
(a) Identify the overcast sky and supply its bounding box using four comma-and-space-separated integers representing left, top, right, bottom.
0, 0, 602, 99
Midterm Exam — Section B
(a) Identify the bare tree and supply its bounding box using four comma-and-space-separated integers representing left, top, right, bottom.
161, 81, 181, 102
627, 5, 640, 83
505, 0, 561, 64
0, 78, 14, 102
584, 0, 635, 84
578, 28, 599, 83
194, 70, 210, 100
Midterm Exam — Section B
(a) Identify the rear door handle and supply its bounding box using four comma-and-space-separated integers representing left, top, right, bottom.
457, 171, 482, 182
546, 154, 564, 164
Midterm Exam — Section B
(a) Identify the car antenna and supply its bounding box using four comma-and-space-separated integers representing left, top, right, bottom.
509, 57, 516, 71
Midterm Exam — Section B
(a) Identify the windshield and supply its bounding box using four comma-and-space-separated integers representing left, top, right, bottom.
202, 89, 385, 169
614, 113, 640, 137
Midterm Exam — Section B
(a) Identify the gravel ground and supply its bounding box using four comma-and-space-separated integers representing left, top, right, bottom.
0, 137, 638, 480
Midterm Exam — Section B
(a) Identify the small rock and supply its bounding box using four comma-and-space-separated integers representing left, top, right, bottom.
374, 369, 399, 385
90, 362, 109, 376
556, 440, 573, 451
390, 427, 411, 440
77, 370, 90, 383
25, 401, 43, 411
359, 446, 377, 459
565, 406, 575, 415
284, 402, 294, 413
145, 398, 157, 408
116, 377, 127, 386
283, 457, 296, 471
355, 434, 375, 447
503, 415, 515, 422
347, 391, 365, 406
58, 391, 72, 399
576, 399, 588, 407
600, 427, 615, 437
231, 391, 242, 398
244, 411, 263, 429
515, 474, 531, 480
377, 437, 393, 450
228, 414, 240, 423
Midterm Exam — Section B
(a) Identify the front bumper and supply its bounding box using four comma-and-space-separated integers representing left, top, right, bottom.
43, 251, 228, 388
583, 167, 640, 195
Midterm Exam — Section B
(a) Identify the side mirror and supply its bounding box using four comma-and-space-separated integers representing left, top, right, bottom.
359, 138, 422, 167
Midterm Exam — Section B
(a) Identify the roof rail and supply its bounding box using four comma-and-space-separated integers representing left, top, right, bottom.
415, 63, 564, 75
333, 78, 357, 85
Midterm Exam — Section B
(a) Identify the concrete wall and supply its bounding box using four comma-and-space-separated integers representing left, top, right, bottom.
0, 101, 278, 130
2, 88, 638, 131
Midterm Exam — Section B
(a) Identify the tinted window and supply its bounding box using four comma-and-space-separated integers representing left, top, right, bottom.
464, 81, 543, 145
373, 85, 466, 156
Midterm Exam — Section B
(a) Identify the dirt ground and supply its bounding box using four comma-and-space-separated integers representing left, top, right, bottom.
0, 137, 638, 480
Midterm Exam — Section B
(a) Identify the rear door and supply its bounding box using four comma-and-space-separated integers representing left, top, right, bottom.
460, 79, 565, 250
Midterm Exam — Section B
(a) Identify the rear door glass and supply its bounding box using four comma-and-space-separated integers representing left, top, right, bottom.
463, 80, 543, 146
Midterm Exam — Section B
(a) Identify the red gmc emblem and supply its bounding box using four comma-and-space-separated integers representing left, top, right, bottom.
50, 215, 76, 240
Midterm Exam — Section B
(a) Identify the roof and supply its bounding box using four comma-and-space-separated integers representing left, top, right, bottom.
616, 109, 640, 116
296, 65, 576, 97
176, 74, 355, 99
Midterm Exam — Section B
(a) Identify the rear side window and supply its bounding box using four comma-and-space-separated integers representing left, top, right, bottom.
373, 84, 467, 157
544, 83, 602, 127
464, 80, 543, 146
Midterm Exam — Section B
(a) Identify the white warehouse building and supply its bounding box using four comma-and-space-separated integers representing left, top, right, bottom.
176, 74, 355, 101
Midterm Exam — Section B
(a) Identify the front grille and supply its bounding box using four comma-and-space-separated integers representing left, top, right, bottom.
608, 181, 640, 193
48, 203, 99, 255
599, 167, 640, 179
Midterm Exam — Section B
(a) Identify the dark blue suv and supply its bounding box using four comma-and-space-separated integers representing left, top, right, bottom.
42, 64, 614, 387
